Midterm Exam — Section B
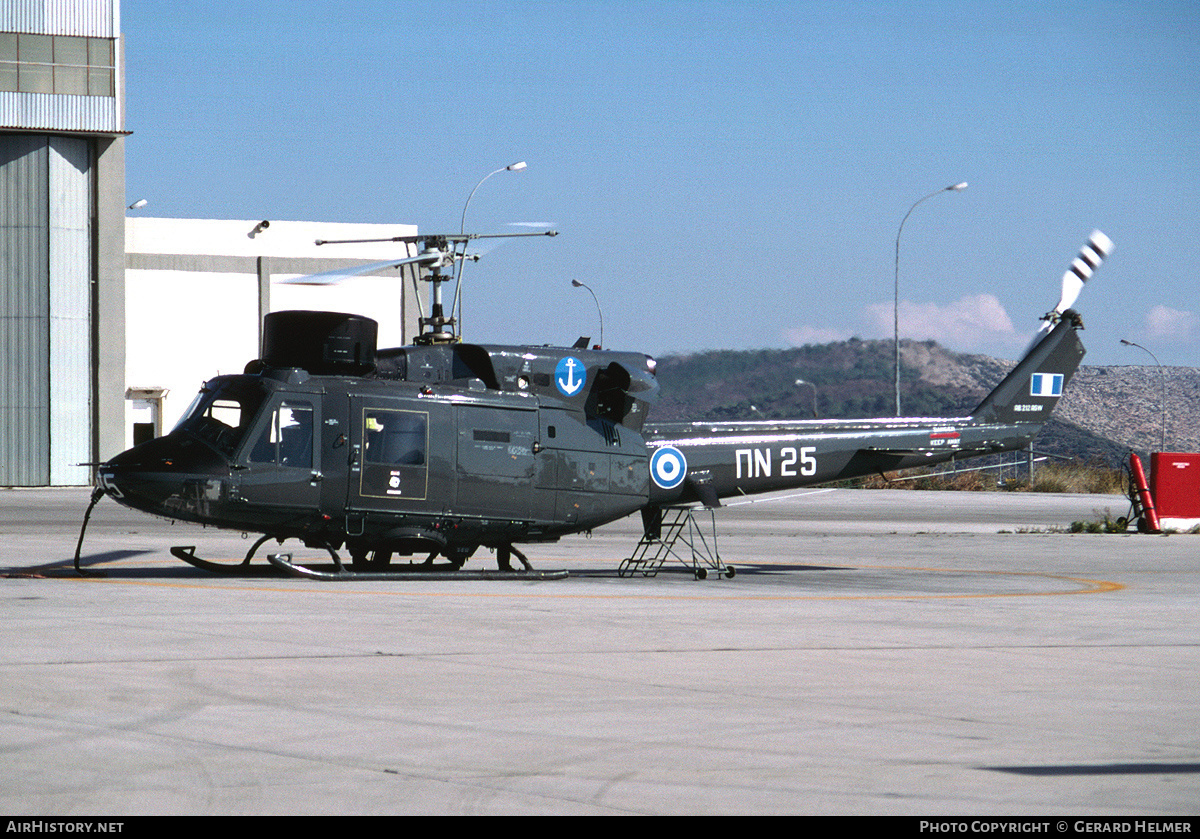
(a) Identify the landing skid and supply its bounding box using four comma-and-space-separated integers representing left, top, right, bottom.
619, 506, 735, 580
267, 553, 568, 581
171, 545, 248, 574
170, 534, 340, 575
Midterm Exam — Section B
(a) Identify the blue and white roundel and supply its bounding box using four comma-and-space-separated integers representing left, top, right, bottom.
650, 446, 687, 490
555, 356, 587, 397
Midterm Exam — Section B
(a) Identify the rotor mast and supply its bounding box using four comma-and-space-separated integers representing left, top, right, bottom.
313, 229, 557, 345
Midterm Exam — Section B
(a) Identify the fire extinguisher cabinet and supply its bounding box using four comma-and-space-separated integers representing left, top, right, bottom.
1149, 453, 1200, 529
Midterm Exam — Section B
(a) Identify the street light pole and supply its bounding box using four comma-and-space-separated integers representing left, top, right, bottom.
571, 279, 604, 348
1120, 339, 1168, 451
460, 161, 527, 236
454, 161, 527, 338
894, 182, 968, 416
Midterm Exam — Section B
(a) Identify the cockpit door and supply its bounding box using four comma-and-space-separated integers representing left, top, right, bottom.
234, 396, 322, 510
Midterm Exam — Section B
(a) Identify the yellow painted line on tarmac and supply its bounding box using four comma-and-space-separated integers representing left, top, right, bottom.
47, 556, 1125, 601
772, 568, 1125, 601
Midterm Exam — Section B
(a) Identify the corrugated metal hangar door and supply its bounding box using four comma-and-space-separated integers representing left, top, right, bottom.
0, 133, 92, 486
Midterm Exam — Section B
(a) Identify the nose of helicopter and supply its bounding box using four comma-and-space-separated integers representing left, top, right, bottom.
99, 434, 231, 519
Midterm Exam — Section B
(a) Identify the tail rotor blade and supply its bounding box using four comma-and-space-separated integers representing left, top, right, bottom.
1025, 229, 1114, 352
1056, 229, 1113, 313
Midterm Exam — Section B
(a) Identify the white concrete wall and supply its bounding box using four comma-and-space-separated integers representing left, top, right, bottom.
125, 217, 419, 447
125, 217, 415, 260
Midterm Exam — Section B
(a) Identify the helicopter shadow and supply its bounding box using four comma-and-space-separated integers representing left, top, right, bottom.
29, 549, 282, 579
569, 562, 852, 579
727, 563, 853, 574
4, 549, 154, 578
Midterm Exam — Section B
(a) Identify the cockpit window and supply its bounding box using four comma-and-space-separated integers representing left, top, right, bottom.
173, 378, 268, 457
249, 400, 314, 468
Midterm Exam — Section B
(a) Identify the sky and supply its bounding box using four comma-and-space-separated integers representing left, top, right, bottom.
121, 0, 1200, 367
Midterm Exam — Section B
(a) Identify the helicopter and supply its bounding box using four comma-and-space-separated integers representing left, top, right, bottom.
84, 228, 1113, 579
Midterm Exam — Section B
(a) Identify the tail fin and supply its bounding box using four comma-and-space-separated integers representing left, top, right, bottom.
971, 314, 1085, 425
973, 229, 1111, 426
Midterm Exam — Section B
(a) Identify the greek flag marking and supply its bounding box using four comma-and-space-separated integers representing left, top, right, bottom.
1030, 373, 1063, 397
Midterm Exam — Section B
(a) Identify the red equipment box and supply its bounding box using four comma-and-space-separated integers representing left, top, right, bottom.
1150, 453, 1200, 524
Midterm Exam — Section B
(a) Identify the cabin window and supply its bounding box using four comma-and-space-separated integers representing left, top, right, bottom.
360, 409, 429, 500
364, 410, 427, 466
249, 401, 314, 468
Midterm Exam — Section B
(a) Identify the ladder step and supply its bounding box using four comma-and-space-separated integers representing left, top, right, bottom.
618, 506, 728, 579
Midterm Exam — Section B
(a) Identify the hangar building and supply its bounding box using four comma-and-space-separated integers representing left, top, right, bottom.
0, 0, 125, 486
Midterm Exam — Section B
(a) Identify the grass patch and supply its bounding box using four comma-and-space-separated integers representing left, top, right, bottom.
1068, 508, 1130, 533
1029, 461, 1125, 494
854, 461, 1125, 494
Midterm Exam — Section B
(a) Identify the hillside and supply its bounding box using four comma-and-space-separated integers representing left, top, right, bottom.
651, 338, 1199, 465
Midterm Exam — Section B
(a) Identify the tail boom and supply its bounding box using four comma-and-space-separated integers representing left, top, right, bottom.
643, 315, 1086, 505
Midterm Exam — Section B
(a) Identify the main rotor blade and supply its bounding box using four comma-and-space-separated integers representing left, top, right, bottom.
315, 229, 558, 247
279, 252, 440, 286
456, 225, 559, 260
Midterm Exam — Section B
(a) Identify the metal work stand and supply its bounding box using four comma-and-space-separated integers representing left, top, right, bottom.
618, 506, 734, 580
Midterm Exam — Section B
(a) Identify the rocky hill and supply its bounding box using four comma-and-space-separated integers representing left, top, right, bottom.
651, 338, 1198, 464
